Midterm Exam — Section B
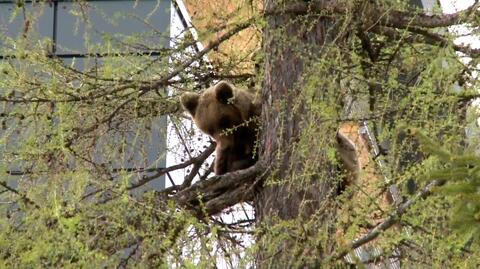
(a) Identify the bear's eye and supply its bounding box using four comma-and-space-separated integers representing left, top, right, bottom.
218, 116, 232, 130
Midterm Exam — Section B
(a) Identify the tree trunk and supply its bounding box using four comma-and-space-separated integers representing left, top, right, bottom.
255, 1, 345, 267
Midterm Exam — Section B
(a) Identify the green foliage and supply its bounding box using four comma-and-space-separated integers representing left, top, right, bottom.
0, 0, 479, 268
412, 129, 480, 246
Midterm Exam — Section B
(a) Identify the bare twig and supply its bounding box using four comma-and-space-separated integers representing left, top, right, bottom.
0, 180, 40, 209
136, 18, 255, 94
116, 238, 143, 269
127, 143, 216, 190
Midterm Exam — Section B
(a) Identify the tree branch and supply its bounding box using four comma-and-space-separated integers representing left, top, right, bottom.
334, 179, 445, 260
370, 25, 480, 57
0, 180, 40, 209
136, 17, 255, 94
384, 2, 480, 28
173, 159, 266, 216
70, 18, 255, 138
268, 1, 480, 29
127, 142, 216, 191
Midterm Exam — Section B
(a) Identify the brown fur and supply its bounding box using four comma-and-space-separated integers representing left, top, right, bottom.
336, 122, 393, 247
180, 81, 261, 175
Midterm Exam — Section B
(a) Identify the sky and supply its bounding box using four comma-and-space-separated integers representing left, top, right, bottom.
439, 0, 480, 49
438, 0, 480, 111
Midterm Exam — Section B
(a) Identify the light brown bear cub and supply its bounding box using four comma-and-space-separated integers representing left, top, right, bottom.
180, 81, 261, 175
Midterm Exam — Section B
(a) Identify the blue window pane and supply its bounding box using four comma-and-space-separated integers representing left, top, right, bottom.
0, 3, 54, 52
56, 0, 171, 55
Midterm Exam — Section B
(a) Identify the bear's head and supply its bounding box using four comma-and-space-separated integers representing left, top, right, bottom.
180, 81, 260, 175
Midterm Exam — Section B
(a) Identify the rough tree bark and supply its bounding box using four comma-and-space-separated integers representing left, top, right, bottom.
254, 1, 343, 267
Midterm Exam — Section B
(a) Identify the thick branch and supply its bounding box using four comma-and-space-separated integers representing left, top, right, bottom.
268, 1, 480, 28
385, 2, 480, 28
264, 2, 480, 59
203, 182, 254, 216
173, 159, 266, 216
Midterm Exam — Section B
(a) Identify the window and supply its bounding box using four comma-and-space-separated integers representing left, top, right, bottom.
0, 0, 173, 193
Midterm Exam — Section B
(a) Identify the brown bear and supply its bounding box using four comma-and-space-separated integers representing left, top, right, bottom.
180, 81, 261, 175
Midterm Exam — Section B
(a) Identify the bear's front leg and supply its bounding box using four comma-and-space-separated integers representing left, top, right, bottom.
214, 144, 232, 175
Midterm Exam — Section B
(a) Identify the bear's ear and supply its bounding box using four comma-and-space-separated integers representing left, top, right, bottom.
215, 81, 234, 104
180, 92, 200, 116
